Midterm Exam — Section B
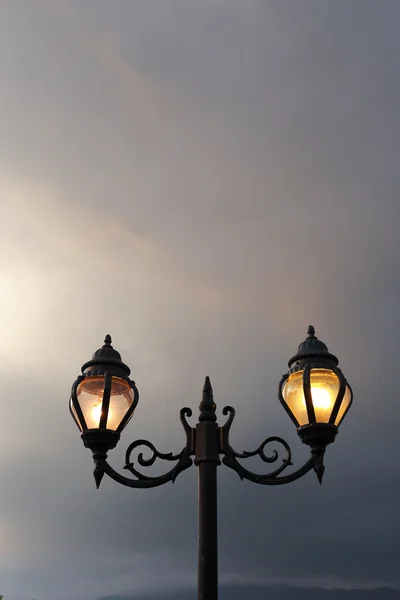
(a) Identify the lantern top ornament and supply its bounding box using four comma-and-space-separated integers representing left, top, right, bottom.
81, 334, 131, 378
288, 325, 339, 369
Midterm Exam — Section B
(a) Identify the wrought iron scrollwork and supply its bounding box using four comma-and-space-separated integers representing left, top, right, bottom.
93, 403, 322, 488
219, 406, 317, 485
94, 407, 195, 489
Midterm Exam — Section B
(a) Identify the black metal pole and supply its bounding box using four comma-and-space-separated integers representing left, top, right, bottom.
195, 377, 220, 600
198, 460, 218, 600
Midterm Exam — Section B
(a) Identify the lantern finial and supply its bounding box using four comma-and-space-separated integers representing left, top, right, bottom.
80, 335, 130, 377
307, 325, 316, 338
288, 326, 338, 368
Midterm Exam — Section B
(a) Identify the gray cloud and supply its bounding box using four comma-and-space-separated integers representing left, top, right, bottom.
0, 1, 399, 599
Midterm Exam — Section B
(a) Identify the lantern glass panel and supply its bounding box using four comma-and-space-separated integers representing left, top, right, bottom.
283, 368, 340, 425
283, 371, 308, 426
77, 376, 134, 431
310, 368, 340, 423
70, 399, 81, 429
334, 384, 352, 426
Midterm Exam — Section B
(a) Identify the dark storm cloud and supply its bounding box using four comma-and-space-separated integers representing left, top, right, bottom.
0, 1, 399, 599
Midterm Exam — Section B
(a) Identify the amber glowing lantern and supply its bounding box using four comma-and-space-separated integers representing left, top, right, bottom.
279, 326, 353, 452
69, 335, 139, 458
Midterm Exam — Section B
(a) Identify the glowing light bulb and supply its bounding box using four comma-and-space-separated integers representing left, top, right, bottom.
91, 401, 112, 427
92, 403, 102, 423
311, 387, 331, 409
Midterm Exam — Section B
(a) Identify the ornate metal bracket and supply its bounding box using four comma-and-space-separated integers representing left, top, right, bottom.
219, 406, 320, 484
93, 407, 195, 489
92, 401, 324, 489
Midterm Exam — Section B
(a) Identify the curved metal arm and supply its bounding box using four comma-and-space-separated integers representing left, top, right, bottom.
219, 406, 319, 485
94, 407, 195, 489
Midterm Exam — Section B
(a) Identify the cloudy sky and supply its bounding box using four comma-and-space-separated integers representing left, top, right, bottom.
1, 1, 400, 599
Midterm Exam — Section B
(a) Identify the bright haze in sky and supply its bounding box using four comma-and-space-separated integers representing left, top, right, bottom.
0, 1, 399, 599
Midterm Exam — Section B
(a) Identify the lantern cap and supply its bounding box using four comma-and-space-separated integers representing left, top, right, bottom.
288, 326, 339, 368
81, 335, 131, 377
92, 334, 122, 362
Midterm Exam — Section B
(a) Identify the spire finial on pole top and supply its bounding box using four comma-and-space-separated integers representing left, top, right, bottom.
199, 376, 217, 422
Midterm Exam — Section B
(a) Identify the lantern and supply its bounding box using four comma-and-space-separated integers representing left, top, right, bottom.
70, 335, 138, 457
279, 326, 353, 451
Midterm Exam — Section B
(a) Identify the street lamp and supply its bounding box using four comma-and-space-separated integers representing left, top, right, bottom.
69, 326, 352, 600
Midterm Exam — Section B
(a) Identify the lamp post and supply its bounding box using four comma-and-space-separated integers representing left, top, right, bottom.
69, 326, 352, 600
